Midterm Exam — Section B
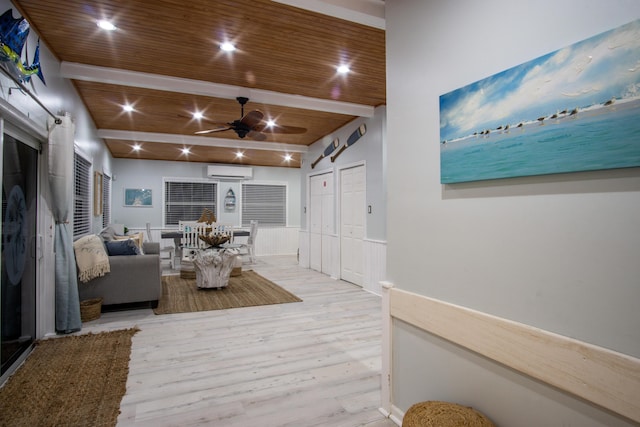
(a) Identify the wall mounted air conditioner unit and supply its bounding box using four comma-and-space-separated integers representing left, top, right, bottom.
207, 165, 253, 179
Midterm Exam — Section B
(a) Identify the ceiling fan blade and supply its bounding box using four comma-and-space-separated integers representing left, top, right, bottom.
195, 126, 232, 135
248, 130, 267, 141
201, 119, 233, 128
255, 123, 307, 134
241, 110, 264, 129
178, 113, 233, 130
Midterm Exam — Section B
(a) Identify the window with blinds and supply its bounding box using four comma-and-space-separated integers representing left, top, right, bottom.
164, 180, 217, 226
102, 173, 111, 228
73, 152, 91, 237
241, 183, 286, 227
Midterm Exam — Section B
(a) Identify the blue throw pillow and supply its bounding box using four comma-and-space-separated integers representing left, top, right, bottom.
105, 239, 140, 256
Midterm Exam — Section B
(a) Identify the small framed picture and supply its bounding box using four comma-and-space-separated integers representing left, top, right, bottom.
124, 188, 152, 207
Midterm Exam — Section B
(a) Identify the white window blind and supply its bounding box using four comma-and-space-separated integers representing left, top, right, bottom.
241, 184, 286, 227
102, 173, 111, 228
73, 152, 91, 237
164, 180, 217, 226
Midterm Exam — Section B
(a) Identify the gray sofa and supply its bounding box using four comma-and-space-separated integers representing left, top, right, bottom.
78, 241, 162, 309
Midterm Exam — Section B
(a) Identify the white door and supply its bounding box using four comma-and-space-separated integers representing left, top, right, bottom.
320, 173, 334, 274
340, 165, 365, 286
1, 132, 38, 376
309, 173, 335, 274
309, 174, 323, 272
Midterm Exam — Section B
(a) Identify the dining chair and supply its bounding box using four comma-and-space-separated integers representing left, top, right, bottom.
146, 222, 175, 269
213, 223, 234, 243
237, 220, 258, 263
181, 221, 210, 250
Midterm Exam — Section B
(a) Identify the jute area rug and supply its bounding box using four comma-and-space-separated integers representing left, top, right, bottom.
154, 270, 302, 315
0, 328, 138, 427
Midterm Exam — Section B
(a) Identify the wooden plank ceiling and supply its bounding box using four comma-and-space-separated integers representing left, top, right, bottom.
14, 0, 386, 168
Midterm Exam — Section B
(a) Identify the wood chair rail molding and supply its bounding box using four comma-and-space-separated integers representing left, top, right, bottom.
386, 286, 640, 424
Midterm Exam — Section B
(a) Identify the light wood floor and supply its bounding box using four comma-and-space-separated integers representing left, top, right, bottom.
81, 255, 396, 427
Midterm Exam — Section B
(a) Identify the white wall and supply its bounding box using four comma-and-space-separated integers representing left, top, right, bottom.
110, 158, 302, 229
386, 1, 640, 425
300, 105, 387, 240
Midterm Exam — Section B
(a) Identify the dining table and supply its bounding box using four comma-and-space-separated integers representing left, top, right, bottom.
161, 228, 249, 241
161, 228, 249, 261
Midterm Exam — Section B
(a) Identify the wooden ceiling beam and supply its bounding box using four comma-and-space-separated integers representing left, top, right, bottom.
61, 62, 375, 117
97, 129, 309, 153
272, 0, 385, 29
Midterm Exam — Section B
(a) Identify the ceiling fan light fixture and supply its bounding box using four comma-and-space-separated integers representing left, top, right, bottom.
266, 119, 276, 128
191, 97, 307, 140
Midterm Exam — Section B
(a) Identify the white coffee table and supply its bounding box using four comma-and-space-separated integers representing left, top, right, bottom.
191, 247, 239, 289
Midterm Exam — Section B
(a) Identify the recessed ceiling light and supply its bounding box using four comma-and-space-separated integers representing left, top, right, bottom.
97, 20, 117, 31
221, 42, 236, 52
122, 104, 134, 112
132, 144, 141, 151
181, 148, 190, 155
193, 111, 203, 120
284, 154, 292, 162
266, 119, 276, 128
235, 151, 244, 159
337, 64, 350, 74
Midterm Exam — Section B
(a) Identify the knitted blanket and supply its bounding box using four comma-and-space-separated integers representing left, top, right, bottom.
73, 234, 110, 283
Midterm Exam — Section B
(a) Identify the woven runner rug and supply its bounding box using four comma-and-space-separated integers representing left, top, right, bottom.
154, 270, 302, 314
0, 328, 138, 427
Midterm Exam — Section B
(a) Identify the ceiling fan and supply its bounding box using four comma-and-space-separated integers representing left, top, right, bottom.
193, 97, 306, 140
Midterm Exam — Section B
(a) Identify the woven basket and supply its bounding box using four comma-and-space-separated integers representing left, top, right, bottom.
402, 401, 495, 427
80, 298, 103, 322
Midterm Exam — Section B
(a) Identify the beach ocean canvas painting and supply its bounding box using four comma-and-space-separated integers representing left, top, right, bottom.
440, 19, 640, 184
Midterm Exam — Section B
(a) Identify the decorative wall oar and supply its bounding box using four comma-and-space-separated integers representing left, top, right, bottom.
331, 124, 367, 162
311, 138, 340, 169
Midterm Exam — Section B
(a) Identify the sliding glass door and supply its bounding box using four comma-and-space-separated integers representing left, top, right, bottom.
1, 132, 38, 376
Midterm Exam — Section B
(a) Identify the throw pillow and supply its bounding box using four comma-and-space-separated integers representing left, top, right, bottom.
114, 232, 145, 255
99, 226, 118, 242
105, 239, 140, 256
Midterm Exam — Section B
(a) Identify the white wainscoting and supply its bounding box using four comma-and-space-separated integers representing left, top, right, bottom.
298, 230, 309, 268
363, 239, 387, 295
380, 283, 640, 425
253, 226, 299, 256
298, 232, 386, 288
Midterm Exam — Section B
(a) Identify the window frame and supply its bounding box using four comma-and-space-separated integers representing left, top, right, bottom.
241, 182, 288, 227
102, 173, 112, 228
73, 148, 92, 237
163, 177, 218, 227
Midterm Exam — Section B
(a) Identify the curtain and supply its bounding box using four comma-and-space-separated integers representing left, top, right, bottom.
47, 114, 81, 333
